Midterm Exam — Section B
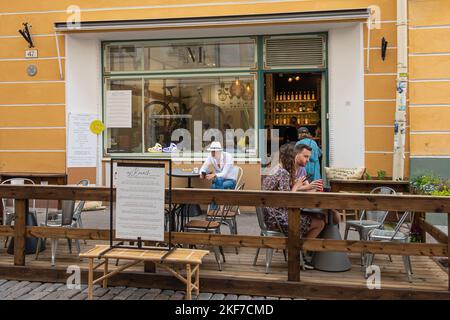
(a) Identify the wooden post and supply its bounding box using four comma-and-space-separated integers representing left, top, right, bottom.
13, 199, 27, 266
144, 241, 156, 273
103, 258, 109, 289
186, 264, 192, 300
88, 258, 94, 300
287, 208, 301, 282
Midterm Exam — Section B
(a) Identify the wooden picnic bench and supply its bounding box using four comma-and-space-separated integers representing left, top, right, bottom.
80, 245, 209, 300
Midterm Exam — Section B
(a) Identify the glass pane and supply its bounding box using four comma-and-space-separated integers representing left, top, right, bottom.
105, 38, 256, 72
105, 44, 144, 72
143, 76, 256, 155
105, 79, 142, 153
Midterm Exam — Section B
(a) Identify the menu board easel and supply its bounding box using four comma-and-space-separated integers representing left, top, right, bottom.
106, 158, 174, 261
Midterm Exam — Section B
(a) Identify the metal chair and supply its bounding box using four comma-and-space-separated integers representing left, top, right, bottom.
253, 207, 309, 273
184, 205, 228, 271
365, 211, 414, 282
35, 179, 89, 266
1, 178, 36, 248
72, 179, 90, 244
344, 186, 396, 264
206, 183, 245, 254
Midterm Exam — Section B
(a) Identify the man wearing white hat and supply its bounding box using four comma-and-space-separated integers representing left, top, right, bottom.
199, 141, 238, 192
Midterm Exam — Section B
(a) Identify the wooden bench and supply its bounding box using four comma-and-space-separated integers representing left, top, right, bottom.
80, 245, 209, 300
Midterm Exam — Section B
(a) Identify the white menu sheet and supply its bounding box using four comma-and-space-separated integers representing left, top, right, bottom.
67, 113, 98, 167
106, 90, 132, 128
115, 165, 165, 241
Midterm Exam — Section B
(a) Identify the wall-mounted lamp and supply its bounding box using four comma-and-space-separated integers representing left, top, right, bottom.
381, 37, 388, 61
18, 22, 34, 48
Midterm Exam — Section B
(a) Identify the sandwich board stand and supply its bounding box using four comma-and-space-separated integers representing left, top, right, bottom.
80, 158, 208, 300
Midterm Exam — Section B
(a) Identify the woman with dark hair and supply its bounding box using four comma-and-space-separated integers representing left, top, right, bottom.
262, 143, 325, 241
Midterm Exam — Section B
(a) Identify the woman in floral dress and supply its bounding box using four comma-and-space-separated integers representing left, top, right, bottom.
262, 143, 325, 238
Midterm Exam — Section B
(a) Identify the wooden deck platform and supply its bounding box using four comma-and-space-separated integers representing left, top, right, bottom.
0, 239, 447, 295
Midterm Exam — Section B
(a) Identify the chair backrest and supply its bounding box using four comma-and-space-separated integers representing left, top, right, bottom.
390, 211, 414, 241
60, 200, 76, 226
362, 186, 396, 223
256, 207, 268, 232
72, 179, 90, 224
1, 178, 36, 211
235, 166, 244, 187
77, 179, 90, 186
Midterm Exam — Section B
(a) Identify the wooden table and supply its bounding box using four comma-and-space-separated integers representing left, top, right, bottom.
0, 172, 67, 186
0, 173, 67, 218
80, 245, 209, 300
329, 179, 410, 193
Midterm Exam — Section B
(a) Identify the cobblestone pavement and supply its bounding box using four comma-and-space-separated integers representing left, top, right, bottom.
0, 279, 303, 300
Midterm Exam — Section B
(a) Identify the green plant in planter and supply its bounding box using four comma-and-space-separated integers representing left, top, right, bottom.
377, 170, 386, 180
410, 174, 450, 195
364, 172, 372, 180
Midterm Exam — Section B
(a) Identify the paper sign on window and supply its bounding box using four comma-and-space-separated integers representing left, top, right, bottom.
106, 90, 132, 128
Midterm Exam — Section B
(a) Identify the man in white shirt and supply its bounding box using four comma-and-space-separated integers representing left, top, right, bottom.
199, 141, 238, 190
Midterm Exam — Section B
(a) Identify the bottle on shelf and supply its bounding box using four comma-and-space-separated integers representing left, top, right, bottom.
305, 115, 309, 125
307, 91, 311, 100
299, 91, 302, 100
295, 92, 298, 100
283, 105, 287, 112
303, 92, 307, 100
312, 91, 315, 100
276, 93, 279, 101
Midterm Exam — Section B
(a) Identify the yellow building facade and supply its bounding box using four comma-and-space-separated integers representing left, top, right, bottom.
0, 0, 449, 188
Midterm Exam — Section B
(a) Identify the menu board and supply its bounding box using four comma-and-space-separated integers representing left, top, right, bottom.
115, 164, 165, 241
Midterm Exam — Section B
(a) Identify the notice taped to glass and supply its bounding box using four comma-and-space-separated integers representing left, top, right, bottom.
116, 164, 165, 241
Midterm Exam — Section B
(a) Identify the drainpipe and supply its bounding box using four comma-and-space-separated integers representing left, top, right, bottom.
393, 0, 408, 180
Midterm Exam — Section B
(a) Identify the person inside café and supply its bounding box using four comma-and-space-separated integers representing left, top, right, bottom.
296, 127, 322, 181
199, 141, 238, 208
262, 143, 325, 243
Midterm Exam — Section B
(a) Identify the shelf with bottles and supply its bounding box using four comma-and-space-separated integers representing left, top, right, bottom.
274, 90, 317, 102
273, 114, 319, 126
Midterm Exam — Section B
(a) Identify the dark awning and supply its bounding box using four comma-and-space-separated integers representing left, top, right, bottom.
54, 8, 370, 32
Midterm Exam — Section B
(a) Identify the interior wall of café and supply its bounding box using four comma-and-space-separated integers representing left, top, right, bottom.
0, 0, 416, 180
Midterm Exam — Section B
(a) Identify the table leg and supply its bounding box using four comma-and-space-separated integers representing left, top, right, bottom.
311, 210, 352, 272
88, 258, 94, 299
103, 258, 108, 289
195, 264, 200, 295
186, 264, 192, 300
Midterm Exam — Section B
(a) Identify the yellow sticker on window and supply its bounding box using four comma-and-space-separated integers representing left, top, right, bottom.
90, 120, 105, 135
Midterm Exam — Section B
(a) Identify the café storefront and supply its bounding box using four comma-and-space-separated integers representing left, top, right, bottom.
59, 10, 369, 188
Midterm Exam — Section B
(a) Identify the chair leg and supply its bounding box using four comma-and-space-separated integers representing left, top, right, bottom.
299, 251, 306, 271
75, 239, 81, 255
35, 238, 42, 260
219, 246, 226, 263
67, 238, 72, 254
403, 256, 413, 282
78, 217, 87, 245
344, 225, 350, 240
212, 246, 222, 271
231, 218, 239, 254
265, 249, 274, 274
253, 248, 260, 266
51, 239, 58, 267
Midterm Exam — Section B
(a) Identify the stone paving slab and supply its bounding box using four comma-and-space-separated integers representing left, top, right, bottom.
0, 279, 299, 300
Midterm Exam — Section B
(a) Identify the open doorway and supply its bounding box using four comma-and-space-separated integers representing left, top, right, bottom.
264, 72, 325, 176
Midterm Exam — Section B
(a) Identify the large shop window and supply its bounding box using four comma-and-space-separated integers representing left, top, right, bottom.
103, 37, 257, 157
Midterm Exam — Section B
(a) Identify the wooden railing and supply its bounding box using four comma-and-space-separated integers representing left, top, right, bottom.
0, 185, 449, 290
